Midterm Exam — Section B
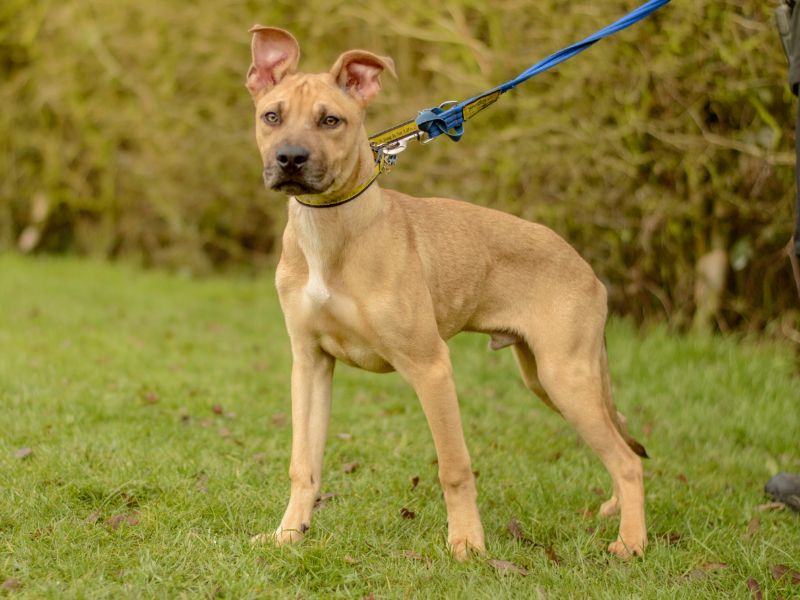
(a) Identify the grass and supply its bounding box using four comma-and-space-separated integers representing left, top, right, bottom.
0, 254, 798, 599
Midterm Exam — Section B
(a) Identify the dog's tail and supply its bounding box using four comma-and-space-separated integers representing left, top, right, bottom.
601, 343, 649, 459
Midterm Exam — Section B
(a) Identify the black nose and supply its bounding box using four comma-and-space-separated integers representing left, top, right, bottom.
276, 145, 310, 172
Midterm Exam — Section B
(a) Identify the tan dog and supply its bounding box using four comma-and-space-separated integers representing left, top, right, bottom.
246, 26, 648, 560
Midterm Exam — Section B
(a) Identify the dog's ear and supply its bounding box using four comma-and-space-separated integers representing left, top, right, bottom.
330, 50, 396, 107
246, 26, 300, 99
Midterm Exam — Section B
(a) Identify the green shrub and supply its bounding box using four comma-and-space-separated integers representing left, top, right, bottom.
1, 0, 796, 329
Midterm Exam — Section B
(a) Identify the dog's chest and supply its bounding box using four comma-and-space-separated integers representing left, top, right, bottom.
284, 258, 391, 373
283, 212, 394, 372
303, 293, 392, 373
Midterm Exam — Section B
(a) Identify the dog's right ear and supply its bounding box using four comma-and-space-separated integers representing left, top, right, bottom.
246, 26, 300, 100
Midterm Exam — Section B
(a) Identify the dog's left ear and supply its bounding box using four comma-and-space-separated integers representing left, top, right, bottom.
330, 50, 396, 107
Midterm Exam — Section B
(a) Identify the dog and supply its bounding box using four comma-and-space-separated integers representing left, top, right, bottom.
245, 25, 648, 560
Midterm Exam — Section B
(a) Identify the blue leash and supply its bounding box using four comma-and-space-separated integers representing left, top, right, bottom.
415, 0, 671, 142
369, 0, 671, 155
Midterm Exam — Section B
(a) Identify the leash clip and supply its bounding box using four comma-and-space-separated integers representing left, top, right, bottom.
382, 138, 411, 157
380, 130, 430, 166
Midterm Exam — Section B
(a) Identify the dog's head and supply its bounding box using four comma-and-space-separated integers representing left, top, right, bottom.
245, 26, 395, 197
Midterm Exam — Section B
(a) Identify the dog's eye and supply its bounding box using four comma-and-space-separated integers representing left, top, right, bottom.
262, 111, 280, 126
321, 115, 341, 128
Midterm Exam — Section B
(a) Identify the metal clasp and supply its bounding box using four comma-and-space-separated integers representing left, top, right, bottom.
382, 137, 411, 157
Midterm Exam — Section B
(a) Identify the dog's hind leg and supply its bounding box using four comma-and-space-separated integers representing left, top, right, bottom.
513, 341, 618, 515
596, 343, 648, 518
514, 281, 647, 558
511, 341, 557, 412
538, 334, 646, 557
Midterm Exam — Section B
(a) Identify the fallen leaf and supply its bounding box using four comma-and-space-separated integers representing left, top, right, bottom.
745, 516, 760, 538
1, 578, 20, 591
685, 562, 728, 579
508, 517, 559, 563
271, 413, 287, 427
120, 492, 138, 507
85, 511, 102, 524
343, 554, 358, 565
771, 564, 800, 585
336, 432, 353, 440
14, 448, 33, 459
403, 550, 424, 560
676, 473, 688, 484
400, 507, 416, 520
211, 404, 223, 415
313, 492, 337, 511
105, 513, 139, 530
488, 559, 528, 576
746, 577, 763, 600
141, 390, 159, 404
579, 507, 594, 519
410, 476, 420, 490
508, 517, 534, 546
342, 462, 359, 474
591, 487, 605, 497
362, 594, 375, 600
543, 545, 561, 565
755, 502, 786, 512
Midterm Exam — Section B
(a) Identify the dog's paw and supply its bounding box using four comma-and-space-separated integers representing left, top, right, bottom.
448, 534, 486, 561
250, 525, 307, 547
599, 496, 620, 518
607, 537, 645, 559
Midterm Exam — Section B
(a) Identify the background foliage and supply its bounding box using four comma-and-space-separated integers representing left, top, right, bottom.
1, 0, 797, 331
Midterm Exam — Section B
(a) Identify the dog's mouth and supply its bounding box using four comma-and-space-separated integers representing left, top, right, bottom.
264, 167, 328, 197
272, 180, 322, 195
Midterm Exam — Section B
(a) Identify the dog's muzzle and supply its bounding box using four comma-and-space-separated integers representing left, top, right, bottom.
263, 144, 327, 195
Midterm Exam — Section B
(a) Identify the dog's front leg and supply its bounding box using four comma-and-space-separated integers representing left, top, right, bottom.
257, 344, 334, 546
397, 342, 485, 560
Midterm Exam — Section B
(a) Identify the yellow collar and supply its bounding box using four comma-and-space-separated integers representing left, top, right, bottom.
294, 154, 387, 208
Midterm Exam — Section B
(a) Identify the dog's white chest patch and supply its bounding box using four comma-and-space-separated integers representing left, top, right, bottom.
293, 208, 334, 306
305, 271, 330, 306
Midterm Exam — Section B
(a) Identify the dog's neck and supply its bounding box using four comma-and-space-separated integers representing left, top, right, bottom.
288, 184, 384, 305
289, 182, 384, 254
287, 135, 383, 252
286, 137, 386, 303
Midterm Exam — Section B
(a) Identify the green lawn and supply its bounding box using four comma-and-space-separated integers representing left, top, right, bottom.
0, 255, 798, 599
